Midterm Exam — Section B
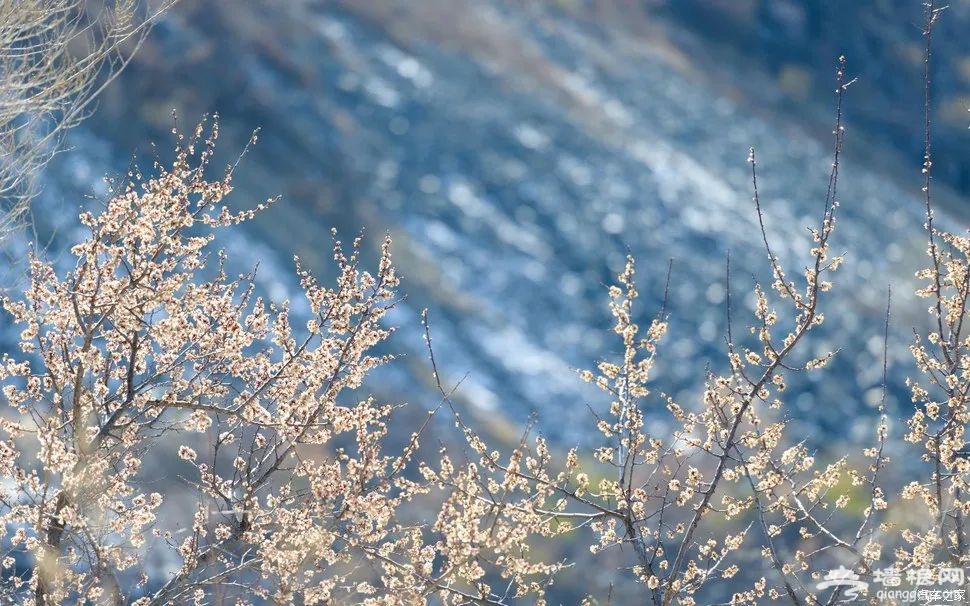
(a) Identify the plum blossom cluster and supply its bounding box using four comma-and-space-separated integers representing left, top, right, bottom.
0, 120, 560, 605
413, 47, 961, 605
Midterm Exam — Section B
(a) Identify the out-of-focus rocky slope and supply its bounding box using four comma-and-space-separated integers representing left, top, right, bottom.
665, 0, 970, 194
20, 0, 970, 448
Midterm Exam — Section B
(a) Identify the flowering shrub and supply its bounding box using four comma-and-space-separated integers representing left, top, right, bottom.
0, 121, 425, 604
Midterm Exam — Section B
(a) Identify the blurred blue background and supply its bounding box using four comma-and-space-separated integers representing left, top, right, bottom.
15, 0, 970, 467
